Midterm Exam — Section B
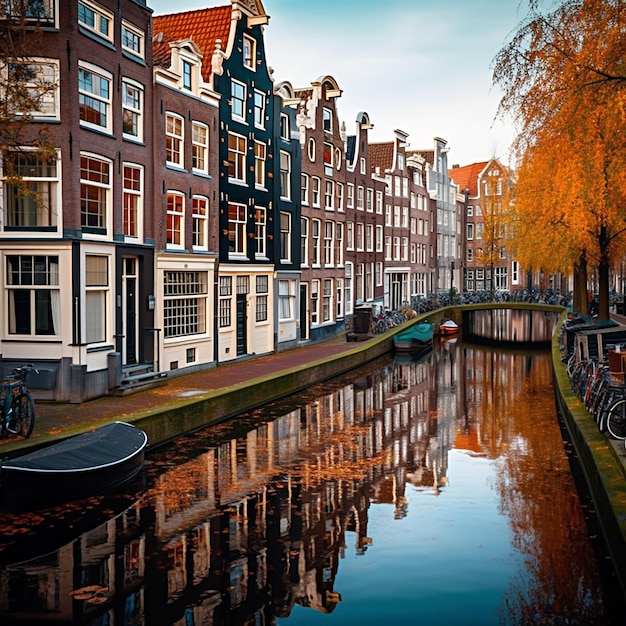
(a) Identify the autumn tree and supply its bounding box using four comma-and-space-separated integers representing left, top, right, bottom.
493, 0, 626, 319
0, 1, 57, 222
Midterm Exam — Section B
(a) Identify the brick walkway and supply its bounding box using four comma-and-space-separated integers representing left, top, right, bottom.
0, 336, 362, 456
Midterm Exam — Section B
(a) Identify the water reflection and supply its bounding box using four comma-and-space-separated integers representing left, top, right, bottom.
465, 308, 560, 344
0, 340, 619, 625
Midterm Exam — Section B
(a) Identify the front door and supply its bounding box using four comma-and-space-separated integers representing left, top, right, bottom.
122, 257, 138, 365
300, 284, 308, 340
236, 293, 247, 356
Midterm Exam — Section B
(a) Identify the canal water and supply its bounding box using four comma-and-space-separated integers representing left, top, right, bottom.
0, 339, 623, 625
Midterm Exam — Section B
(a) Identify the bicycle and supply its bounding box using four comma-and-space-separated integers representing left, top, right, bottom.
0, 365, 37, 439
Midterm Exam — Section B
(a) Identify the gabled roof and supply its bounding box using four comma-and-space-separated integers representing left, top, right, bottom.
448, 161, 489, 196
153, 6, 232, 82
369, 142, 395, 173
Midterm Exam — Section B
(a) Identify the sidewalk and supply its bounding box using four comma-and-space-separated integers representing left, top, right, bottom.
0, 336, 367, 457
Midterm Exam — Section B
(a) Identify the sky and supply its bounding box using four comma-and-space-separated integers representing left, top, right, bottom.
148, 0, 529, 167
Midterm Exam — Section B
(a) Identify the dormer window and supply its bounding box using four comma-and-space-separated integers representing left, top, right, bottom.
243, 34, 256, 70
323, 107, 332, 132
182, 60, 192, 90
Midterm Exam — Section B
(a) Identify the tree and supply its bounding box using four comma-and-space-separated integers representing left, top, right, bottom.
0, 3, 57, 223
493, 0, 626, 319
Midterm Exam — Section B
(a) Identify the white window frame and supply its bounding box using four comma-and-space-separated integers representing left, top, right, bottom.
228, 132, 247, 183
192, 121, 209, 175
80, 153, 111, 234
166, 191, 185, 249
192, 195, 209, 251
122, 78, 143, 142
280, 151, 291, 200
254, 140, 266, 188
254, 90, 265, 129
243, 34, 256, 70
280, 212, 291, 263
78, 61, 112, 133
231, 80, 246, 122
78, 0, 113, 42
166, 112, 184, 168
228, 202, 247, 257
121, 20, 145, 59
123, 162, 143, 241
255, 206, 267, 259
9, 58, 60, 120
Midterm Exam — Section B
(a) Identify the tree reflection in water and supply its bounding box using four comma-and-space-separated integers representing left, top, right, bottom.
0, 341, 620, 625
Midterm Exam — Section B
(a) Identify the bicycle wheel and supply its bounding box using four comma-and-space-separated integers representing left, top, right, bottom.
607, 399, 626, 439
13, 392, 35, 438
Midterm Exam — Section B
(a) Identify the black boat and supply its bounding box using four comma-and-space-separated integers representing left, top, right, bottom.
0, 421, 147, 511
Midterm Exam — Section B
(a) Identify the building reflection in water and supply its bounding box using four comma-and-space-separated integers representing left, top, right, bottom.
0, 339, 612, 625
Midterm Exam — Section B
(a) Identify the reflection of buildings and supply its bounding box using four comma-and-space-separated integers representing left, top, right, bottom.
0, 349, 457, 624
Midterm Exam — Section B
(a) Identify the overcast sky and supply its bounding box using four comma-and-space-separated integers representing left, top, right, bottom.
148, 0, 528, 167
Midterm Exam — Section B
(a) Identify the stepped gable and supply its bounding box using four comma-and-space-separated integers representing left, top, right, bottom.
369, 141, 394, 173
448, 161, 489, 195
153, 6, 232, 81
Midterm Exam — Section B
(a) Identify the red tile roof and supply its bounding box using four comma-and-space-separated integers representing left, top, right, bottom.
448, 161, 488, 196
152, 6, 232, 81
369, 142, 394, 173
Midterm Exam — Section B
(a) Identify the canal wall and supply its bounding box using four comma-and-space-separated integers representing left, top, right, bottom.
550, 310, 626, 598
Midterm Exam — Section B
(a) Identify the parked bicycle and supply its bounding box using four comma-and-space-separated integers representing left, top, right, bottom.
0, 365, 37, 439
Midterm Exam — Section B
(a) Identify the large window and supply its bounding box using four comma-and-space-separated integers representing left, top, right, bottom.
2, 150, 58, 229
228, 202, 247, 256
255, 206, 266, 258
192, 196, 208, 250
324, 220, 334, 266
166, 113, 184, 167
231, 80, 246, 121
5, 0, 55, 21
280, 212, 291, 262
219, 276, 232, 328
164, 271, 208, 338
79, 63, 112, 132
80, 154, 110, 232
6, 255, 59, 336
322, 279, 332, 322
254, 141, 266, 188
123, 163, 142, 239
122, 20, 144, 59
85, 255, 108, 343
122, 79, 143, 141
192, 122, 209, 175
167, 192, 184, 248
228, 133, 246, 182
311, 219, 321, 266
301, 217, 309, 267
78, 0, 112, 41
9, 59, 59, 119
280, 151, 291, 200
279, 279, 295, 321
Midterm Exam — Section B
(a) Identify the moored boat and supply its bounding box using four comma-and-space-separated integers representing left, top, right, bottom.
393, 322, 434, 353
439, 319, 460, 336
0, 421, 147, 512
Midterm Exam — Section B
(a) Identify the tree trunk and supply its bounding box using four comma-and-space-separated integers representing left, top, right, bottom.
598, 226, 611, 320
573, 253, 588, 316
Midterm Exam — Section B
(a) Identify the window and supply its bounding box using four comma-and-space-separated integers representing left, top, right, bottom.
335, 147, 342, 171
311, 279, 319, 325
167, 192, 184, 248
356, 222, 364, 251
280, 151, 291, 200
254, 141, 266, 188
2, 150, 58, 229
280, 212, 291, 262
308, 138, 315, 162
346, 221, 354, 250
254, 91, 265, 128
219, 276, 232, 328
357, 186, 364, 210
78, 0, 112, 41
336, 183, 344, 211
6, 255, 59, 336
323, 107, 332, 132
85, 255, 108, 343
365, 188, 373, 212
347, 183, 354, 209
312, 176, 321, 207
243, 34, 256, 69
182, 60, 192, 90
228, 132, 246, 182
324, 220, 334, 266
9, 59, 59, 119
122, 79, 143, 141
376, 225, 383, 252
164, 271, 208, 338
192, 196, 209, 250
166, 113, 184, 167
312, 219, 321, 266
401, 237, 408, 260
122, 20, 144, 59
324, 180, 334, 210
123, 164, 142, 239
366, 224, 373, 251
80, 154, 110, 232
467, 248, 473, 262
279, 280, 294, 320
301, 217, 309, 266
495, 266, 508, 290
228, 202, 247, 256
324, 142, 333, 176
280, 113, 290, 139
344, 263, 353, 315
322, 279, 332, 322
376, 190, 383, 214
231, 80, 246, 121
5, 0, 55, 21
255, 206, 266, 258
192, 122, 209, 175
301, 173, 309, 205
360, 157, 366, 174
79, 63, 112, 132
335, 222, 344, 266
256, 275, 268, 322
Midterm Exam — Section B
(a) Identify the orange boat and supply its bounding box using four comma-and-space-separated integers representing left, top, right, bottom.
439, 319, 459, 336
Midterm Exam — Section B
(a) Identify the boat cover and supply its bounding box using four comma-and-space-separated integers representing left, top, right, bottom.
1, 421, 147, 473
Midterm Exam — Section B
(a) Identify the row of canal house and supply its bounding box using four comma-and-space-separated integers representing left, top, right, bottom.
0, 0, 507, 403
